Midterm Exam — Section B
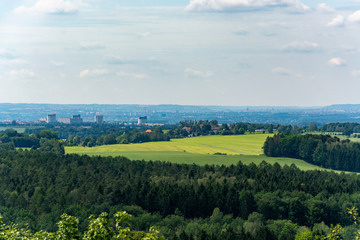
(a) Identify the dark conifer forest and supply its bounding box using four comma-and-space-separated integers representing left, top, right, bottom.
1, 149, 360, 238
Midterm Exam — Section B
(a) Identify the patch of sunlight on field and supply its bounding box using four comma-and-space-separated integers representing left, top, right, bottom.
66, 134, 272, 156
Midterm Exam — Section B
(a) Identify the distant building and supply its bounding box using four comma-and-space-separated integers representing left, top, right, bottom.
70, 115, 83, 124
255, 129, 267, 133
138, 116, 147, 125
47, 114, 56, 123
95, 115, 104, 124
182, 127, 191, 132
58, 118, 71, 124
211, 126, 220, 134
58, 115, 83, 124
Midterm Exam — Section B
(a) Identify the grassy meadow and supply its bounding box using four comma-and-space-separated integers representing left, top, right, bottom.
0, 126, 43, 133
66, 134, 329, 171
0, 126, 28, 133
307, 131, 360, 143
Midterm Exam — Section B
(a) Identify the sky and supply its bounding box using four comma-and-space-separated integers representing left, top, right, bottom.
0, 0, 360, 106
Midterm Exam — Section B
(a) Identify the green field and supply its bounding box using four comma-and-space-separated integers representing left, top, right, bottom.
66, 134, 331, 171
337, 135, 360, 143
307, 131, 360, 143
0, 126, 43, 133
0, 126, 28, 133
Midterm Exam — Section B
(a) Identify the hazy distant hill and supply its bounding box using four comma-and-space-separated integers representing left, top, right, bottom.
323, 104, 360, 112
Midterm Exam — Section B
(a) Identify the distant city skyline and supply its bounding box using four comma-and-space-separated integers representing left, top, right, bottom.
0, 0, 360, 106
2, 103, 360, 125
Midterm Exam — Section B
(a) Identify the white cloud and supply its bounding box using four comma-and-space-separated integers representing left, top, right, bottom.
351, 70, 360, 77
328, 58, 346, 67
7, 69, 35, 78
185, 68, 213, 78
79, 70, 89, 78
105, 55, 158, 65
79, 42, 105, 50
348, 10, 360, 23
282, 41, 319, 52
185, 0, 310, 12
316, 3, 334, 13
136, 32, 151, 38
14, 0, 80, 15
106, 55, 132, 65
272, 67, 291, 75
272, 67, 305, 77
51, 61, 65, 66
326, 15, 345, 27
117, 71, 148, 79
79, 69, 108, 78
0, 59, 27, 65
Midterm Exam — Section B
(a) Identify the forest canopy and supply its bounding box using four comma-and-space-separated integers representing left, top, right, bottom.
0, 149, 360, 238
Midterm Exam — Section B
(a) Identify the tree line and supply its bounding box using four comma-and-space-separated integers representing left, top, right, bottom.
24, 125, 171, 147
0, 129, 65, 154
319, 122, 360, 136
263, 133, 360, 172
21, 120, 316, 147
64, 126, 170, 147
18, 121, 360, 146
2, 126, 169, 148
166, 120, 308, 138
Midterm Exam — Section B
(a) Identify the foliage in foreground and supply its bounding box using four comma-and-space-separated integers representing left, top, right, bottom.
0, 211, 164, 240
3, 207, 360, 240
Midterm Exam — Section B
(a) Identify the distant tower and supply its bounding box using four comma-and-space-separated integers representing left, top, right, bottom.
70, 115, 83, 124
95, 115, 104, 124
138, 116, 147, 125
47, 114, 56, 123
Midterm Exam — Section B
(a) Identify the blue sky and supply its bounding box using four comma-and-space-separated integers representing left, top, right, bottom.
0, 0, 360, 106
